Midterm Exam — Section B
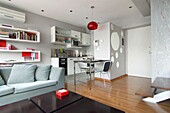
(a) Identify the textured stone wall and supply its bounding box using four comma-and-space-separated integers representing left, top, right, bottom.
151, 0, 170, 81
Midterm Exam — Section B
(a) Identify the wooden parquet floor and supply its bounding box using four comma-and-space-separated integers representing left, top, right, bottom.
65, 75, 170, 113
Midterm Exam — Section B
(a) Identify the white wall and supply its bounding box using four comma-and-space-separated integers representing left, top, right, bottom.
0, 4, 86, 65
94, 23, 110, 60
126, 26, 151, 78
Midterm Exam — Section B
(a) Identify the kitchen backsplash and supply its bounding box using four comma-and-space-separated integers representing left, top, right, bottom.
51, 48, 86, 57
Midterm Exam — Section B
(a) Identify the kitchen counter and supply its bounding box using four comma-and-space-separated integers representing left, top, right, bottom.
51, 56, 88, 58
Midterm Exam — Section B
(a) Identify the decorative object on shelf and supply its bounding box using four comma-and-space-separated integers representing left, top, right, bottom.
87, 6, 98, 30
26, 48, 35, 51
0, 24, 13, 28
8, 44, 17, 50
80, 51, 82, 57
59, 48, 63, 54
75, 50, 79, 57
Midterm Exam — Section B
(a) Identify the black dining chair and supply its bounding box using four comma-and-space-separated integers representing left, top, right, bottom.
95, 61, 112, 87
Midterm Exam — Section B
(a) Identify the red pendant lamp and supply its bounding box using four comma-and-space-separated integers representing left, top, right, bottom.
87, 6, 98, 30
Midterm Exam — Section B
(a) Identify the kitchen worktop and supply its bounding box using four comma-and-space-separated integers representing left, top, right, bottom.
51, 56, 88, 58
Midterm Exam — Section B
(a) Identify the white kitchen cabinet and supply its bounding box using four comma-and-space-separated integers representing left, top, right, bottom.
67, 58, 74, 75
67, 58, 82, 75
80, 33, 91, 46
71, 30, 81, 39
51, 58, 59, 67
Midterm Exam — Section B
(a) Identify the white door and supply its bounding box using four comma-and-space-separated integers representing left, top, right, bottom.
127, 26, 151, 78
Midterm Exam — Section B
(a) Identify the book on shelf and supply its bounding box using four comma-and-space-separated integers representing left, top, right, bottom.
0, 47, 7, 50
23, 56, 32, 61
22, 52, 39, 61
31, 52, 39, 60
0, 31, 9, 35
0, 30, 38, 41
0, 34, 9, 38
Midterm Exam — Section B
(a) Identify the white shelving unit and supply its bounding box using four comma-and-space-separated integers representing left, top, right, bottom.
0, 26, 40, 43
0, 25, 41, 64
0, 50, 39, 52
0, 50, 40, 63
51, 26, 81, 45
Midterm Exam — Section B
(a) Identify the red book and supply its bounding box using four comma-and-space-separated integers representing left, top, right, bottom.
56, 89, 69, 97
35, 53, 39, 59
22, 52, 31, 57
0, 40, 6, 47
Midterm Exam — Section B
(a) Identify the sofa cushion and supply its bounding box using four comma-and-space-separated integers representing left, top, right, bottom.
49, 67, 64, 81
8, 80, 57, 94
35, 65, 52, 81
0, 68, 12, 83
7, 64, 37, 84
0, 85, 14, 96
0, 75, 5, 86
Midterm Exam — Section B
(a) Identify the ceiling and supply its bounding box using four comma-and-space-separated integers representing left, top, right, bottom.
0, 0, 151, 29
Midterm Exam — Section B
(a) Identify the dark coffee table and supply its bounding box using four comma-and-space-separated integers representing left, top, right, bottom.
30, 91, 125, 113
30, 91, 83, 113
0, 99, 43, 113
54, 98, 125, 113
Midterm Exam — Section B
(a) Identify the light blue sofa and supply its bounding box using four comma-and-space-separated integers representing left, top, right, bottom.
0, 66, 65, 106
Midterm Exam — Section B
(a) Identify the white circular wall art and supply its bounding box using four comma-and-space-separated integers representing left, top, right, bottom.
111, 56, 114, 62
115, 52, 119, 58
111, 32, 120, 51
120, 47, 123, 53
116, 62, 120, 68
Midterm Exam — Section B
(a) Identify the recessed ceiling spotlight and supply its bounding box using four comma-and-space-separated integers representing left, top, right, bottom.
86, 17, 88, 19
70, 10, 73, 13
129, 6, 132, 9
41, 10, 45, 12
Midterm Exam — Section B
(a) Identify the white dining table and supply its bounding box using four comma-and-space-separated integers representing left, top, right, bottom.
73, 59, 107, 85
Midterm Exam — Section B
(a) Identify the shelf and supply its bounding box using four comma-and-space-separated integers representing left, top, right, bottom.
0, 25, 41, 64
0, 26, 40, 43
66, 46, 82, 49
55, 33, 70, 38
0, 37, 39, 43
55, 33, 80, 40
0, 60, 40, 64
51, 41, 68, 45
0, 50, 41, 64
0, 26, 39, 34
79, 44, 91, 47
0, 50, 39, 53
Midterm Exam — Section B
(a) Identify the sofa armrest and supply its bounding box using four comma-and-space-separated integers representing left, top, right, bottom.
49, 67, 65, 88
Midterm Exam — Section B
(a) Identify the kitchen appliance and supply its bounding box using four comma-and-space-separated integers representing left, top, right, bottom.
59, 58, 67, 75
71, 40, 79, 46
